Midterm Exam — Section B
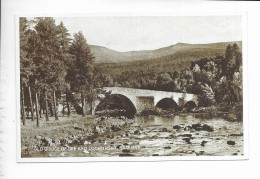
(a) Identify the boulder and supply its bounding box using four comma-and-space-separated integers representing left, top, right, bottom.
201, 140, 207, 146
173, 125, 181, 130
192, 123, 203, 131
122, 149, 130, 153
230, 133, 243, 137
191, 123, 214, 132
182, 138, 191, 144
168, 134, 176, 138
74, 126, 84, 131
111, 125, 121, 132
178, 134, 192, 138
227, 141, 236, 145
164, 146, 171, 149
134, 130, 141, 135
184, 126, 192, 131
152, 154, 159, 156
202, 124, 214, 132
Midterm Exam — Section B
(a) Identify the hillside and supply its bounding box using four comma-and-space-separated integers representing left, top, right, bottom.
90, 41, 242, 63
94, 41, 242, 76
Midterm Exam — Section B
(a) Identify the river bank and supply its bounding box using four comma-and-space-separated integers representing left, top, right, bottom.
21, 111, 243, 157
21, 115, 136, 157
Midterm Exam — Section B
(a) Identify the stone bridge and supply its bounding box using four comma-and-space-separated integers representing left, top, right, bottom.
92, 87, 198, 114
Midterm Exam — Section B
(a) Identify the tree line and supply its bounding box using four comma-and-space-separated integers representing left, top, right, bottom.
20, 17, 100, 126
99, 44, 242, 107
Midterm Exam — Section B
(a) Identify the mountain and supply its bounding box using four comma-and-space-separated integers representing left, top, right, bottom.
90, 41, 242, 63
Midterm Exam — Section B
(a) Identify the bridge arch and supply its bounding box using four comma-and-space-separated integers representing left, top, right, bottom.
183, 100, 197, 111
95, 94, 137, 115
155, 98, 178, 110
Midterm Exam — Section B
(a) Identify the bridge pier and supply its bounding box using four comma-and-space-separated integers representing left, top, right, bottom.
136, 96, 154, 113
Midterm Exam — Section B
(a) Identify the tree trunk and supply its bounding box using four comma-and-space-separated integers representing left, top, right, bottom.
53, 90, 58, 120
44, 88, 49, 121
66, 93, 70, 117
21, 84, 26, 125
82, 93, 86, 117
90, 100, 93, 116
39, 103, 42, 118
35, 92, 40, 127
26, 110, 29, 118
28, 85, 34, 121
62, 96, 65, 116
49, 101, 53, 116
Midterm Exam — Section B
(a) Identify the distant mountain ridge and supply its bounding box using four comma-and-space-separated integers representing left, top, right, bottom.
90, 41, 242, 63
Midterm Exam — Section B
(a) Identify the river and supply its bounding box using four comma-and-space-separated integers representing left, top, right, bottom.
35, 114, 243, 157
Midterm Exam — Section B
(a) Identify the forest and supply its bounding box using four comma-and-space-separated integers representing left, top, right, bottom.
99, 46, 242, 106
20, 17, 243, 126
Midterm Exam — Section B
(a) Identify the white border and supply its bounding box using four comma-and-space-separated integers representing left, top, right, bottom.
16, 12, 249, 163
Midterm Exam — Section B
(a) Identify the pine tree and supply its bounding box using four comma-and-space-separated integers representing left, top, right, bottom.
34, 17, 67, 121
58, 21, 73, 117
223, 43, 242, 104
20, 17, 36, 123
69, 31, 95, 116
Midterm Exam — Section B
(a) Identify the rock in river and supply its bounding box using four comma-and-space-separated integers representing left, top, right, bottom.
173, 125, 181, 130
230, 133, 243, 137
184, 126, 192, 131
201, 140, 208, 147
111, 125, 121, 132
122, 149, 130, 153
178, 134, 192, 138
227, 141, 236, 145
202, 124, 214, 132
182, 138, 191, 144
164, 146, 171, 149
191, 123, 214, 132
134, 129, 141, 135
191, 123, 203, 131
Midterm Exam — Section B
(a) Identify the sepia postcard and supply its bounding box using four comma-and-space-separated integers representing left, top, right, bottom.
16, 14, 248, 162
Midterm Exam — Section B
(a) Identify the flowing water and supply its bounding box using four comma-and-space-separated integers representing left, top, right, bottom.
32, 114, 243, 157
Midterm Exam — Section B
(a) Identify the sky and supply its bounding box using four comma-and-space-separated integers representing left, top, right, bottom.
54, 16, 242, 52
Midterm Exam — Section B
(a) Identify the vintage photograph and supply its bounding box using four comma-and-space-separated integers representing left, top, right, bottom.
18, 16, 244, 159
